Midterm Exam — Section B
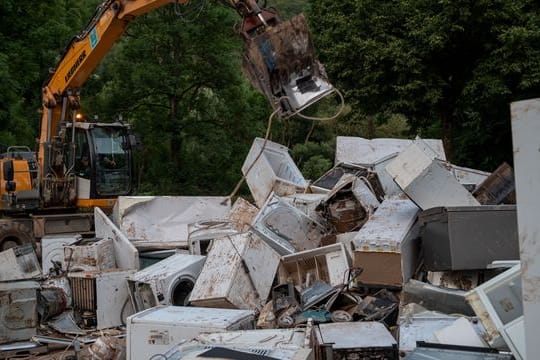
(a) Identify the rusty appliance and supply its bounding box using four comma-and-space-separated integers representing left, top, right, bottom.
189, 232, 280, 309
241, 11, 334, 117
68, 269, 135, 330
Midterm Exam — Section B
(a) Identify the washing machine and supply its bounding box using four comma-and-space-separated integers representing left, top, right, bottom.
128, 253, 206, 312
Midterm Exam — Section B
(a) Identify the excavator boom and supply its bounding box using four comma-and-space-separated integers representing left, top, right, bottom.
30, 0, 332, 209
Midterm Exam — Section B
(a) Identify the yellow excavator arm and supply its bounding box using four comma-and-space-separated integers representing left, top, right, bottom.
34, 0, 333, 209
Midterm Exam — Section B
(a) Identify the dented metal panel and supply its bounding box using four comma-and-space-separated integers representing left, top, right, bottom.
386, 143, 480, 210
335, 136, 446, 166
439, 162, 491, 189
0, 245, 41, 281
126, 306, 255, 360
114, 196, 231, 248
399, 312, 461, 354
228, 197, 259, 232
252, 193, 326, 255
0, 281, 39, 344
282, 193, 326, 220
373, 154, 405, 198
189, 232, 280, 309
94, 206, 139, 270
242, 138, 307, 208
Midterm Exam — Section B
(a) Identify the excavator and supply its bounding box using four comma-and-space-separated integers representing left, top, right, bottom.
0, 0, 334, 250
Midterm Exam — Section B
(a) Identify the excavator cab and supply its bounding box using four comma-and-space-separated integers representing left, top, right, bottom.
68, 122, 134, 209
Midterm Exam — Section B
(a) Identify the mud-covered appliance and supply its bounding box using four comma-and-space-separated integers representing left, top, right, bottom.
466, 265, 525, 359
41, 234, 81, 275
68, 269, 135, 330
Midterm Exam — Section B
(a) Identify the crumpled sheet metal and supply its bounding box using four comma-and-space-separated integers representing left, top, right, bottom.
335, 136, 446, 166
113, 196, 231, 248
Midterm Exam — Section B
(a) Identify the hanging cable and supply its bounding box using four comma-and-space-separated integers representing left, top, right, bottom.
174, 0, 208, 22
225, 89, 345, 201
225, 106, 279, 201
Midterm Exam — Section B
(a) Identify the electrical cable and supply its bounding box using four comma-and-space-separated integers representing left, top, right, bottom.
225, 106, 279, 200
174, 0, 208, 22
291, 87, 346, 121
226, 88, 345, 201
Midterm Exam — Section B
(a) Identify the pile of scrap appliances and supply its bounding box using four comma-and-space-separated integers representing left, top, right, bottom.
0, 127, 531, 359
0, 1, 534, 360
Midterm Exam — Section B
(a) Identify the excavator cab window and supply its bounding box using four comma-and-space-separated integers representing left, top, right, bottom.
74, 130, 91, 179
91, 126, 132, 196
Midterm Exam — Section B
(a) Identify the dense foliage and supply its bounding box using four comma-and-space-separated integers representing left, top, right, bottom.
309, 0, 540, 169
1, 0, 538, 196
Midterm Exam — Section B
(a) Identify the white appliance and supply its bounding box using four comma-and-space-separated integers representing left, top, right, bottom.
163, 328, 314, 359
314, 322, 398, 359
241, 138, 307, 208
0, 245, 41, 281
128, 253, 206, 312
64, 238, 116, 272
126, 306, 255, 360
112, 196, 231, 249
189, 232, 280, 309
0, 281, 39, 344
466, 264, 525, 359
251, 193, 326, 255
68, 269, 135, 330
41, 234, 81, 275
164, 347, 313, 360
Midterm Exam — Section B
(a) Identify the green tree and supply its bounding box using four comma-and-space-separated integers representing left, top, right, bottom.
309, 0, 540, 169
0, 0, 101, 151
84, 4, 269, 194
